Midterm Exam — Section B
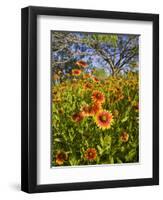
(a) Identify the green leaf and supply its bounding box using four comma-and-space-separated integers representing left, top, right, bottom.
125, 149, 136, 162
54, 138, 62, 142
121, 116, 128, 123
103, 135, 112, 145
116, 157, 122, 163
69, 155, 79, 165
100, 136, 104, 147
109, 156, 114, 164
97, 145, 103, 155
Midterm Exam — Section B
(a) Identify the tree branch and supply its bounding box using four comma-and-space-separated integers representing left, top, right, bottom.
115, 52, 137, 74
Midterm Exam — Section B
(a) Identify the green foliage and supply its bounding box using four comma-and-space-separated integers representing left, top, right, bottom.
93, 68, 108, 80
92, 34, 118, 47
51, 71, 139, 166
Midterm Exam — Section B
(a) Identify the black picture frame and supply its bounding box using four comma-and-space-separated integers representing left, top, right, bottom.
21, 6, 159, 193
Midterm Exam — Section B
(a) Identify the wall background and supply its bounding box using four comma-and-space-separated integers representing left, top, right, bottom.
0, 0, 161, 199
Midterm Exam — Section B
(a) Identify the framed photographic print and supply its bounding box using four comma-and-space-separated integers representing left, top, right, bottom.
21, 6, 159, 193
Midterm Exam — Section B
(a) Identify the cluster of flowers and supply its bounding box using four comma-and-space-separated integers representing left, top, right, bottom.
71, 60, 100, 83
56, 148, 97, 165
55, 61, 101, 165
55, 60, 130, 166
72, 90, 113, 130
70, 60, 114, 130
71, 60, 88, 76
55, 131, 129, 166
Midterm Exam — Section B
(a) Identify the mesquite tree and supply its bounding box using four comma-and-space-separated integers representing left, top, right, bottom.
51, 31, 139, 77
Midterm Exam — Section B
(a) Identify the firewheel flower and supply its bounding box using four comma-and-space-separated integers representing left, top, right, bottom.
76, 60, 88, 68
84, 148, 97, 161
90, 103, 102, 116
72, 69, 82, 76
83, 73, 91, 79
95, 110, 113, 130
81, 105, 92, 117
91, 90, 105, 104
72, 112, 84, 123
55, 150, 67, 165
120, 132, 129, 142
83, 82, 93, 90
92, 76, 100, 83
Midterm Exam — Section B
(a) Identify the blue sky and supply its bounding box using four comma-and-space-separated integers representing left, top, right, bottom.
52, 32, 139, 75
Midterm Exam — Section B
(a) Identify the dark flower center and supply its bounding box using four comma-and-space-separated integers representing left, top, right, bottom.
57, 153, 66, 160
96, 93, 101, 98
100, 115, 108, 122
88, 152, 93, 156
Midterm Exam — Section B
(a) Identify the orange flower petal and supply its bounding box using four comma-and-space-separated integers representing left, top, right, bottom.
95, 110, 113, 130
120, 132, 129, 142
76, 60, 88, 68
72, 69, 82, 76
91, 90, 105, 104
85, 148, 97, 161
55, 151, 67, 165
72, 112, 84, 122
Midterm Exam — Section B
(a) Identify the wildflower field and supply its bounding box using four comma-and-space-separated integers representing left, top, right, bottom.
51, 31, 139, 166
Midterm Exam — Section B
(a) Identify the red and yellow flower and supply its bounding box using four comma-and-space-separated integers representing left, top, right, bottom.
76, 60, 88, 68
81, 102, 102, 117
83, 82, 93, 90
81, 104, 92, 117
83, 73, 91, 79
89, 103, 102, 116
84, 148, 97, 161
120, 132, 129, 142
55, 150, 67, 165
72, 69, 82, 76
95, 110, 113, 130
91, 90, 105, 104
72, 112, 84, 123
92, 76, 100, 83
